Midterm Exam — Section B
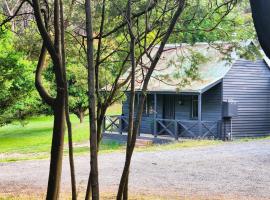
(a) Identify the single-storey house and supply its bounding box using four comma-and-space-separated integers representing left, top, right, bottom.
105, 43, 270, 139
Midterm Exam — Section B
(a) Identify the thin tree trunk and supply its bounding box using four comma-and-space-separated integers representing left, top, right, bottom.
85, 0, 99, 199
79, 111, 84, 123
117, 0, 135, 199
3, 0, 15, 31
123, 175, 129, 200
97, 107, 106, 145
60, 0, 77, 198
35, 42, 65, 200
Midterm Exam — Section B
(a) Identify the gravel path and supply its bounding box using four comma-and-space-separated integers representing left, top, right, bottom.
1, 140, 270, 199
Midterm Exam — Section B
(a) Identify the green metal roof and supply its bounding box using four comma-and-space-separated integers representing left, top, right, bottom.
133, 43, 233, 93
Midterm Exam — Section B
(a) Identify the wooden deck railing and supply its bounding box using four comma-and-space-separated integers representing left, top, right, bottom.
104, 115, 222, 139
104, 115, 129, 134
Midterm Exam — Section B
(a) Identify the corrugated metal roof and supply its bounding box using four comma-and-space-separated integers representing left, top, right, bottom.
132, 43, 233, 93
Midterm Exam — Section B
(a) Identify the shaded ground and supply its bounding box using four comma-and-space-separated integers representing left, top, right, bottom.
102, 132, 176, 144
1, 139, 270, 199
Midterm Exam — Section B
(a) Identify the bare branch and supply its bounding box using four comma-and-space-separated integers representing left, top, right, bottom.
35, 43, 56, 106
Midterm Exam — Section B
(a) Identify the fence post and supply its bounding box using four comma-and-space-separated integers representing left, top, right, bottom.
154, 119, 157, 138
174, 120, 178, 140
119, 116, 122, 135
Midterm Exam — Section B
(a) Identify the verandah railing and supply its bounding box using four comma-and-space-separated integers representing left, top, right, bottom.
155, 119, 222, 139
104, 115, 222, 139
103, 115, 129, 134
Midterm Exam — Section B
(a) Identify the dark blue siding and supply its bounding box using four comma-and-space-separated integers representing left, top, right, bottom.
122, 85, 222, 137
223, 59, 270, 138
175, 95, 192, 120
202, 83, 222, 121
122, 94, 157, 134
177, 84, 222, 137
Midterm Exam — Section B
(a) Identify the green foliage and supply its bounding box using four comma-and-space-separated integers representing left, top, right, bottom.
171, 1, 255, 44
66, 59, 88, 120
0, 30, 42, 126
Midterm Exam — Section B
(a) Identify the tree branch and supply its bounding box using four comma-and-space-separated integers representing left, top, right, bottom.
32, 0, 59, 64
0, 0, 28, 28
35, 43, 55, 106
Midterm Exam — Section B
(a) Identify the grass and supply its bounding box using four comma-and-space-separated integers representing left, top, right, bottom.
136, 139, 223, 152
1, 102, 270, 162
0, 104, 123, 162
236, 135, 270, 142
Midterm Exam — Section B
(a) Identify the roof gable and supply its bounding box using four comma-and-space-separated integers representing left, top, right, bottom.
134, 43, 233, 93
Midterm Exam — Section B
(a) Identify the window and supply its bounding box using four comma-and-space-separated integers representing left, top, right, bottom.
135, 94, 153, 116
191, 97, 198, 119
144, 94, 154, 116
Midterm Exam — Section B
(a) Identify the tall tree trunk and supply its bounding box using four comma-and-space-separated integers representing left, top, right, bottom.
35, 42, 65, 200
31, 0, 81, 198
60, 0, 77, 198
46, 0, 67, 198
117, 0, 135, 199
85, 0, 99, 199
32, 0, 68, 198
46, 95, 66, 200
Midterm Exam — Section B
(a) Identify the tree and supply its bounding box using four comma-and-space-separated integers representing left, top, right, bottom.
1, 1, 80, 198
250, 0, 270, 58
0, 29, 42, 126
31, 0, 67, 198
43, 57, 88, 123
67, 63, 88, 123
43, 36, 89, 123
85, 0, 99, 199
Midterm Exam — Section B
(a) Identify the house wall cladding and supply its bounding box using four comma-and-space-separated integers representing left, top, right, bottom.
122, 93, 161, 134
122, 85, 222, 137
202, 83, 222, 121
178, 84, 222, 137
223, 59, 270, 138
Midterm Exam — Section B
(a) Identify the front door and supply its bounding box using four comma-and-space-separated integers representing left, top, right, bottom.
158, 95, 176, 135
163, 95, 175, 119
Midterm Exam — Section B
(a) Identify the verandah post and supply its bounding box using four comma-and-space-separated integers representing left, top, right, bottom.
119, 116, 123, 135
154, 93, 157, 137
198, 93, 202, 137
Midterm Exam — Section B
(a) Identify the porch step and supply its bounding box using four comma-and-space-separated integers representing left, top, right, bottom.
135, 138, 153, 147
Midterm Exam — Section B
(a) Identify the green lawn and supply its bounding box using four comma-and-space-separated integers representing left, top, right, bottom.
2, 102, 269, 162
0, 104, 122, 161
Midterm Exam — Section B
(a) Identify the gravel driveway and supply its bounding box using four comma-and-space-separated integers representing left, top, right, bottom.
1, 139, 270, 199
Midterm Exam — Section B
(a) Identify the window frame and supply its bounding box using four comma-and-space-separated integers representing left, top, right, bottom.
191, 96, 198, 119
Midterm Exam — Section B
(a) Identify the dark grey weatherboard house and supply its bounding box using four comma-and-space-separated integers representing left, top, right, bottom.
105, 43, 270, 139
